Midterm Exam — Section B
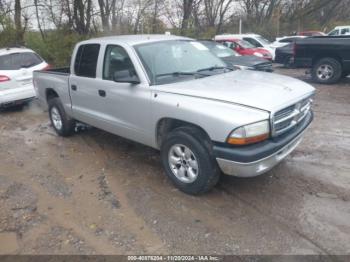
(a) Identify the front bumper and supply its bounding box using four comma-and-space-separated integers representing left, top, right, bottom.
214, 111, 313, 177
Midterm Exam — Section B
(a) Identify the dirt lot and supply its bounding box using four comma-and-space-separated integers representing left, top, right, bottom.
0, 67, 349, 255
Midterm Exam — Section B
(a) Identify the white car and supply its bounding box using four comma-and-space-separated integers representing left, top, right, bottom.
216, 34, 276, 59
328, 26, 350, 36
271, 36, 307, 49
0, 47, 49, 108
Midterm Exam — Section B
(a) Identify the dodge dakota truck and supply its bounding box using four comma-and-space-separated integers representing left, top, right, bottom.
34, 35, 315, 195
294, 35, 350, 84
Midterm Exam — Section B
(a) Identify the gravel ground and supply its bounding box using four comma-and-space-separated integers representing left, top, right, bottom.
0, 66, 349, 255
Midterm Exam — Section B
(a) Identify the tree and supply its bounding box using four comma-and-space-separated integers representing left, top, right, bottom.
73, 0, 93, 34
204, 0, 236, 34
14, 0, 24, 44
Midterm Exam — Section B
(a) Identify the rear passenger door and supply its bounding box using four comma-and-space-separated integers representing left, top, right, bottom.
69, 43, 104, 126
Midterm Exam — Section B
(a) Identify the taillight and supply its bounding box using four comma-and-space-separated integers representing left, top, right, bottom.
42, 64, 51, 71
0, 75, 10, 82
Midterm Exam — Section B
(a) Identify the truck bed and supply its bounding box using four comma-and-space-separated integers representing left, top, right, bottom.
41, 67, 70, 75
33, 68, 71, 111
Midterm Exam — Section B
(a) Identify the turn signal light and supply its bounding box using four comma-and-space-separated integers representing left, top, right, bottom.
227, 133, 269, 145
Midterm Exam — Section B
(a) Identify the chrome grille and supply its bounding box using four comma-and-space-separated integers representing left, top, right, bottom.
272, 97, 313, 136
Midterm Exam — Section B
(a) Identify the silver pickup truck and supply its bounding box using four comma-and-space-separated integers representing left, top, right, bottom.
34, 35, 315, 195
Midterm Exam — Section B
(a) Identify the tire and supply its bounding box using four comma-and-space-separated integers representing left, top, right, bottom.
160, 126, 221, 195
48, 97, 75, 137
312, 58, 342, 84
283, 55, 294, 68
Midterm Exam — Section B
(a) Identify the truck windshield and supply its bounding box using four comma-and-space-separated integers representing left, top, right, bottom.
134, 40, 229, 85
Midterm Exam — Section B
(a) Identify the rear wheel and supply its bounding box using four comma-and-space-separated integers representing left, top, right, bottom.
160, 127, 221, 195
48, 97, 75, 137
312, 58, 342, 84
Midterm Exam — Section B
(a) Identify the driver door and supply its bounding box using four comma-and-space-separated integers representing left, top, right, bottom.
92, 45, 153, 146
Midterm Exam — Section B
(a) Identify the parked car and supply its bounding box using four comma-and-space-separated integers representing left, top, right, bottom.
328, 26, 350, 36
216, 34, 276, 59
294, 36, 350, 84
0, 47, 49, 108
34, 35, 315, 195
275, 43, 295, 68
271, 36, 307, 49
298, 31, 325, 37
215, 38, 272, 61
198, 40, 273, 72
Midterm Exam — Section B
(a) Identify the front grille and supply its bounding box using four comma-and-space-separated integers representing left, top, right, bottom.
272, 96, 313, 136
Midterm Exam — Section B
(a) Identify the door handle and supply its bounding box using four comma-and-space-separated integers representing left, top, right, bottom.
71, 85, 77, 91
98, 90, 106, 97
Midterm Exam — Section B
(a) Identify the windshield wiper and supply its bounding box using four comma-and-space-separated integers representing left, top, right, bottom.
155, 71, 209, 78
156, 72, 196, 78
197, 66, 233, 72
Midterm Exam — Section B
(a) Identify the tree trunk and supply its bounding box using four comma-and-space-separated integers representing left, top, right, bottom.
14, 0, 24, 45
181, 0, 194, 35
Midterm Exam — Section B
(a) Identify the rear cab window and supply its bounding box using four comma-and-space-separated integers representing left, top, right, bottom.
0, 52, 43, 70
74, 44, 100, 78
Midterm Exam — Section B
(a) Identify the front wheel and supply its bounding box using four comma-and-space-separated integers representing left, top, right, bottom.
48, 97, 76, 137
160, 127, 221, 195
283, 55, 294, 68
312, 58, 342, 84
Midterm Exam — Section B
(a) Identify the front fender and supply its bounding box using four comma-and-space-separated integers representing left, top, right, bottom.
151, 91, 270, 146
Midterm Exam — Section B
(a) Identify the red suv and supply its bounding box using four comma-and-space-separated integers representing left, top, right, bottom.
216, 39, 272, 61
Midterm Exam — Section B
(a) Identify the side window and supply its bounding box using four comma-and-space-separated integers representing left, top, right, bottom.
222, 41, 236, 49
341, 28, 349, 35
244, 38, 262, 47
329, 30, 339, 36
103, 45, 136, 81
74, 44, 100, 78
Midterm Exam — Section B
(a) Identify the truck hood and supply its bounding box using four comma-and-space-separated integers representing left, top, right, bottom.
153, 70, 315, 112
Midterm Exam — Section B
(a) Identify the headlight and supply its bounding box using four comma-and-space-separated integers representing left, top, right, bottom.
253, 52, 264, 57
227, 120, 270, 145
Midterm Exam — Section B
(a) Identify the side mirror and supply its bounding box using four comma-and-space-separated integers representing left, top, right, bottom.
113, 70, 140, 85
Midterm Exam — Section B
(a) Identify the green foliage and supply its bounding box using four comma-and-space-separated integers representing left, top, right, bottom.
25, 30, 89, 67
0, 18, 17, 47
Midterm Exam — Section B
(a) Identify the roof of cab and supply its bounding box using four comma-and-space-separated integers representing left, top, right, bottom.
334, 25, 350, 29
80, 34, 192, 46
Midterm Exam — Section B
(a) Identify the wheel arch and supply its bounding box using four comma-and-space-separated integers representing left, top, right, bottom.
46, 88, 59, 102
155, 118, 212, 149
312, 54, 343, 67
